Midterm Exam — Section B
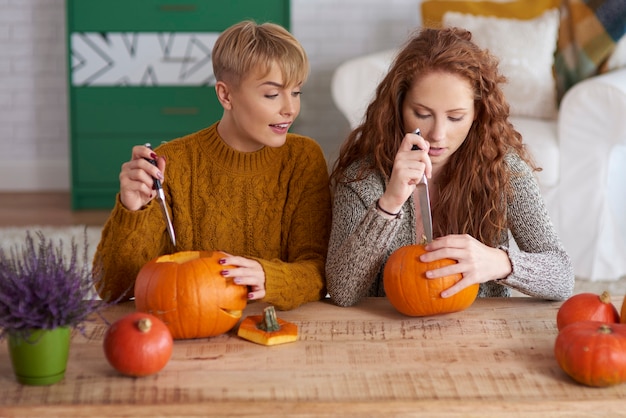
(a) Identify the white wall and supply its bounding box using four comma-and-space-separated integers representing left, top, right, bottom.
0, 0, 421, 191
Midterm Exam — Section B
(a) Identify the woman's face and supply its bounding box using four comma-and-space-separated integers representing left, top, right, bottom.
217, 62, 303, 152
402, 71, 475, 173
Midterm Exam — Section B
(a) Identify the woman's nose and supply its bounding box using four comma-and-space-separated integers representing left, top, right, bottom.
428, 121, 446, 142
280, 96, 298, 116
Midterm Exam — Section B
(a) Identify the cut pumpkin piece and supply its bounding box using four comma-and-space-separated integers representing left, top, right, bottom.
238, 306, 298, 346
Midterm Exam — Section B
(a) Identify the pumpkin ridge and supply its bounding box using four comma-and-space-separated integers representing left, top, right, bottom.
398, 250, 417, 315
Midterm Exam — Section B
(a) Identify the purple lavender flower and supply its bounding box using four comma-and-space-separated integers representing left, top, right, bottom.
0, 230, 106, 339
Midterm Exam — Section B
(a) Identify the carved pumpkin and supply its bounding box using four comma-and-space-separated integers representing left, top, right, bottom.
103, 312, 173, 377
135, 251, 247, 339
383, 244, 479, 316
554, 321, 626, 387
556, 291, 620, 331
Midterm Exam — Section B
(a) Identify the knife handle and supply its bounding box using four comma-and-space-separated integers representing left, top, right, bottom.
411, 128, 421, 151
144, 143, 162, 191
410, 130, 427, 184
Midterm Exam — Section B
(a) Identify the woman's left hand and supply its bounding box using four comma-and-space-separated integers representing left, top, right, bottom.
419, 234, 512, 297
219, 254, 266, 300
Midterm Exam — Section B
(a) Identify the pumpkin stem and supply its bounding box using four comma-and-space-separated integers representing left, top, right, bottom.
257, 306, 280, 332
137, 318, 152, 333
419, 235, 428, 245
598, 324, 613, 334
599, 291, 612, 304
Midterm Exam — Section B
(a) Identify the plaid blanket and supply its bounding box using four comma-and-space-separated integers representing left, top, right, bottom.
555, 0, 626, 99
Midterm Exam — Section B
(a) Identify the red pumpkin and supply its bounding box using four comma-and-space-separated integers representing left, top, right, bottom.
554, 321, 626, 387
103, 312, 173, 377
556, 291, 620, 331
134, 251, 248, 339
383, 244, 479, 317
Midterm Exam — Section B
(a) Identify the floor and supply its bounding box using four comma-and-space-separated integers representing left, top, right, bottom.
1, 192, 623, 296
0, 192, 111, 227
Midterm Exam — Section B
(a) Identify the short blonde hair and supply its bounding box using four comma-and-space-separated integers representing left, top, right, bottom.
212, 20, 309, 87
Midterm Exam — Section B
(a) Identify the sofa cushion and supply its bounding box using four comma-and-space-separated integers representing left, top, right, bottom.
509, 117, 559, 188
443, 9, 560, 120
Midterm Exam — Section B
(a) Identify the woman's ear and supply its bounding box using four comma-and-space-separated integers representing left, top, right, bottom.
215, 81, 232, 110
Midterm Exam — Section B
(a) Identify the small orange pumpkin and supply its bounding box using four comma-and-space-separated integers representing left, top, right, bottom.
383, 244, 479, 317
556, 291, 620, 331
134, 251, 248, 339
103, 312, 173, 377
621, 295, 626, 324
555, 321, 626, 387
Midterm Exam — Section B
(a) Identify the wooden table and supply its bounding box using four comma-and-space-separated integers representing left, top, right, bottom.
1, 296, 625, 417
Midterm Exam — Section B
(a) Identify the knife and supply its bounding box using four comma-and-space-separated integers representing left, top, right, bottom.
410, 129, 433, 243
144, 143, 177, 248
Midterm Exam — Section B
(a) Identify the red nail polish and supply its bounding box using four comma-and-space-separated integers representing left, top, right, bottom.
218, 258, 226, 264
150, 152, 157, 159
247, 293, 254, 299
220, 270, 229, 276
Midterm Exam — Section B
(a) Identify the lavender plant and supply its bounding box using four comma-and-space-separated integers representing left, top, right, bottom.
0, 230, 106, 339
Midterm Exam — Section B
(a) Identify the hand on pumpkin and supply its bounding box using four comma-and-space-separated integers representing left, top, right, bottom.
378, 132, 431, 215
419, 234, 512, 297
219, 254, 266, 301
119, 145, 167, 211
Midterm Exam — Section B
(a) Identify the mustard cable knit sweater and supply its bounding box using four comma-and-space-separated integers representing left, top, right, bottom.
94, 122, 332, 310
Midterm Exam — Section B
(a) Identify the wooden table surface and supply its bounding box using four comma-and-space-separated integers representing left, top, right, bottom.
1, 296, 625, 417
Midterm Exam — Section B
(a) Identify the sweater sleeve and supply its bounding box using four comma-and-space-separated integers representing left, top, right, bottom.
325, 174, 404, 307
498, 155, 575, 300
93, 195, 171, 302
256, 141, 332, 310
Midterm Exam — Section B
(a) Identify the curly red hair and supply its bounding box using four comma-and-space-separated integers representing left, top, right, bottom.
330, 27, 539, 246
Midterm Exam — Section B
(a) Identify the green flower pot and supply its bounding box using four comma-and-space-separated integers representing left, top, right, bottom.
8, 327, 71, 386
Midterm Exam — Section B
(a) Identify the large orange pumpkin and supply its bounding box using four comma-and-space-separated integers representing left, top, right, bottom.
134, 251, 248, 339
383, 244, 479, 316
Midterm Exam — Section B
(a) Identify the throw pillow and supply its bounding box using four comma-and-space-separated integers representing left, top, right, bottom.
607, 36, 626, 72
555, 0, 626, 98
443, 9, 560, 119
421, 0, 561, 28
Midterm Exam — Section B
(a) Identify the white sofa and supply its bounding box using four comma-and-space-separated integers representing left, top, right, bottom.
331, 49, 626, 281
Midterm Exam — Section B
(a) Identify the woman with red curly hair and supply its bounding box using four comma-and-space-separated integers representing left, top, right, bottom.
326, 27, 574, 307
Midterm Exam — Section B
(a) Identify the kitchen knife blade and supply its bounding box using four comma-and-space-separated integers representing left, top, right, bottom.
145, 143, 176, 248
411, 129, 433, 243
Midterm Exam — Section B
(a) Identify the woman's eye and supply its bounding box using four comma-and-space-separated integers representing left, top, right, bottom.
416, 113, 430, 119
265, 94, 279, 99
449, 116, 464, 122
292, 91, 303, 97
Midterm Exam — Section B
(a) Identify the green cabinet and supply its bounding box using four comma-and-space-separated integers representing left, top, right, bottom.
66, 0, 290, 209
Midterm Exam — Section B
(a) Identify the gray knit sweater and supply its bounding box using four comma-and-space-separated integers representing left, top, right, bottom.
325, 153, 574, 306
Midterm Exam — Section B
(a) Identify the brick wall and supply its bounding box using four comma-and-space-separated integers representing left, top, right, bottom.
0, 0, 421, 191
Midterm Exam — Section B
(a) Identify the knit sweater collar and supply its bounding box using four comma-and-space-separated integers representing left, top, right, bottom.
201, 122, 279, 173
